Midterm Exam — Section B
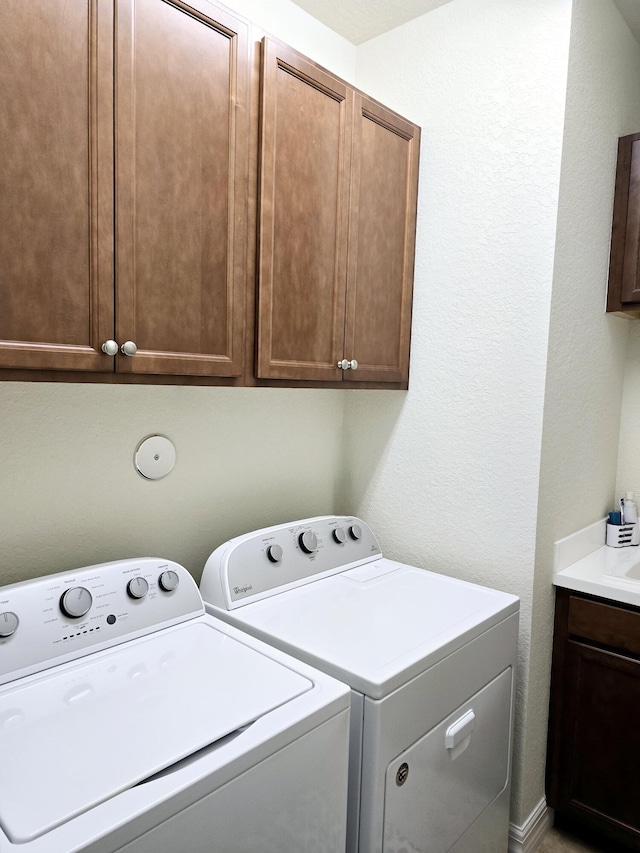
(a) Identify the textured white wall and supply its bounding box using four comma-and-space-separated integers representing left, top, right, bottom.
228, 0, 356, 79
0, 384, 345, 583
0, 1, 356, 585
534, 0, 640, 825
348, 0, 572, 826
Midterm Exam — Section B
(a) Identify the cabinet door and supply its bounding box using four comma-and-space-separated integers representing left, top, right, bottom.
0, 0, 114, 371
621, 137, 640, 304
607, 133, 640, 314
345, 96, 419, 384
257, 39, 352, 381
115, 0, 249, 376
558, 640, 640, 844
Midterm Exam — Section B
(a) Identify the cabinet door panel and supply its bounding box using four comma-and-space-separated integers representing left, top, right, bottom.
115, 0, 248, 376
257, 39, 352, 381
0, 0, 114, 371
560, 640, 640, 840
345, 96, 419, 384
621, 138, 640, 303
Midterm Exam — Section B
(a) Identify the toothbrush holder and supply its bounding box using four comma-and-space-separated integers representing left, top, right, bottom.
606, 522, 638, 548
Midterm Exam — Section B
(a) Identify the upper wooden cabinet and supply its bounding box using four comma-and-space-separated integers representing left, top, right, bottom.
607, 132, 640, 316
115, 0, 248, 376
0, 0, 249, 376
0, 0, 114, 372
256, 39, 420, 385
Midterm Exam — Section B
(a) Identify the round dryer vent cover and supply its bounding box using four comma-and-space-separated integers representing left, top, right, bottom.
135, 435, 176, 480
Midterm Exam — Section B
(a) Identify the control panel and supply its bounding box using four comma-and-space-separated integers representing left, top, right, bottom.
0, 558, 204, 685
201, 516, 381, 609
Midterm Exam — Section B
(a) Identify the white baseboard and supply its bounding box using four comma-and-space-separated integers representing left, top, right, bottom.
508, 799, 554, 853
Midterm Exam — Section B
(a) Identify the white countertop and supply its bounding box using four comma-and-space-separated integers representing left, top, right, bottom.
553, 534, 640, 608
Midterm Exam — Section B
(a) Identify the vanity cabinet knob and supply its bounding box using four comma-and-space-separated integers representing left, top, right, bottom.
121, 341, 138, 357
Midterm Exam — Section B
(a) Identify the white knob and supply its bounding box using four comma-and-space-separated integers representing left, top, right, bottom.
337, 359, 349, 369
298, 531, 318, 554
127, 577, 149, 599
348, 359, 358, 370
102, 340, 119, 356
0, 612, 19, 638
267, 544, 283, 563
158, 570, 179, 592
332, 528, 346, 544
121, 341, 137, 356
349, 524, 362, 541
60, 587, 93, 619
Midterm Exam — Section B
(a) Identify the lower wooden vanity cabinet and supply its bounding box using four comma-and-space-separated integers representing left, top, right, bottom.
546, 588, 640, 849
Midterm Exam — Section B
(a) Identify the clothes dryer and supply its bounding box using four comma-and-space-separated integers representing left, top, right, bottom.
201, 516, 520, 853
0, 557, 350, 853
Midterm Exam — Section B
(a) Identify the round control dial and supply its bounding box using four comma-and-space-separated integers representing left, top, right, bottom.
332, 527, 346, 544
349, 524, 362, 541
60, 587, 93, 619
127, 576, 149, 599
0, 612, 19, 638
158, 570, 179, 592
266, 544, 283, 563
298, 530, 318, 554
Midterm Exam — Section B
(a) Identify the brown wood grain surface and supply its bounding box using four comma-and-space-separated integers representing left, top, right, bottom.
345, 95, 419, 384
547, 588, 640, 849
115, 0, 249, 376
607, 132, 640, 315
0, 0, 114, 371
256, 38, 351, 381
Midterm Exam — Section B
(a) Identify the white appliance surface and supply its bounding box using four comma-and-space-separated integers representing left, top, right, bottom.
0, 557, 350, 853
221, 559, 517, 698
200, 516, 520, 853
0, 622, 310, 843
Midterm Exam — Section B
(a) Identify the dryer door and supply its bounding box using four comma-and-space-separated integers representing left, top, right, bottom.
382, 667, 512, 853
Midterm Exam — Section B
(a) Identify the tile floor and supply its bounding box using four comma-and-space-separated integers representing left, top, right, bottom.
538, 827, 608, 852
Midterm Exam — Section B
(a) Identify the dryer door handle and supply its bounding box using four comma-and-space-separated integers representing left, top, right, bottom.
445, 709, 475, 749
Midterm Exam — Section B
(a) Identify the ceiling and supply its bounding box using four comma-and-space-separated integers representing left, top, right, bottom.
289, 0, 640, 46
288, 0, 453, 44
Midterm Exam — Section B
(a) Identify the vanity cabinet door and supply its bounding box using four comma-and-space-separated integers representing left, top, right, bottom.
547, 588, 640, 849
114, 0, 249, 376
559, 641, 640, 840
0, 0, 114, 371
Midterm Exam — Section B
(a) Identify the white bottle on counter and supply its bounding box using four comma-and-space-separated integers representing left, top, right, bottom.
625, 491, 640, 545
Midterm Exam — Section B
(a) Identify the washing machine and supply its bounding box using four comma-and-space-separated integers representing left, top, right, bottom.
200, 516, 520, 853
0, 556, 350, 853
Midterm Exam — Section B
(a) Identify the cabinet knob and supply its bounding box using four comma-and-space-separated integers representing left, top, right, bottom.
101, 340, 119, 356
348, 359, 358, 370
121, 341, 138, 357
337, 359, 358, 370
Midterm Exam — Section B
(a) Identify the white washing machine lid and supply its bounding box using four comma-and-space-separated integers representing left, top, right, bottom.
0, 619, 311, 844
216, 560, 519, 699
